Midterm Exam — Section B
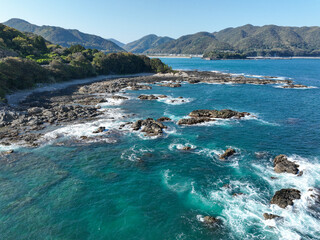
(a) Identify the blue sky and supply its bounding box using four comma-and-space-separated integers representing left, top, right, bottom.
1, 0, 319, 43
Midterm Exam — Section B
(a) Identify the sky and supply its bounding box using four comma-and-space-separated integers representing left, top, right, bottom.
0, 0, 319, 43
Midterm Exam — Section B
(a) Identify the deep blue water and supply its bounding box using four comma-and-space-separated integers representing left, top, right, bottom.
1, 58, 320, 240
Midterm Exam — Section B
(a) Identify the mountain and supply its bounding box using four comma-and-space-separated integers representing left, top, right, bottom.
147, 25, 320, 56
124, 34, 174, 53
108, 38, 125, 48
3, 18, 125, 53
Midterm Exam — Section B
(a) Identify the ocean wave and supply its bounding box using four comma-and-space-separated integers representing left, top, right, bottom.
169, 143, 197, 151
121, 144, 154, 162
41, 108, 126, 143
155, 95, 193, 105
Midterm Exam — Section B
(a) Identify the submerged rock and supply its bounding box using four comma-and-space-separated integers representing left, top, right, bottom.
220, 148, 236, 160
132, 118, 167, 136
202, 216, 221, 226
273, 154, 299, 174
182, 146, 192, 151
263, 213, 282, 220
270, 188, 301, 208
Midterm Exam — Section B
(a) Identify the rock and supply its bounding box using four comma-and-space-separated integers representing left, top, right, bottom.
182, 146, 191, 150
188, 79, 200, 84
270, 188, 301, 208
223, 184, 231, 188
263, 213, 282, 220
138, 95, 158, 100
270, 177, 278, 180
112, 95, 128, 100
232, 193, 244, 197
189, 109, 250, 119
177, 117, 212, 125
130, 84, 152, 90
3, 150, 14, 155
27, 107, 43, 115
131, 118, 167, 136
273, 154, 299, 174
80, 136, 88, 140
159, 83, 182, 88
158, 95, 167, 98
93, 127, 106, 134
157, 117, 172, 122
220, 148, 236, 160
282, 84, 308, 89
202, 216, 221, 226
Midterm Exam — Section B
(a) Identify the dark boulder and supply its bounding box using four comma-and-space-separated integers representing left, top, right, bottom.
202, 216, 221, 226
112, 95, 128, 100
189, 109, 250, 119
273, 154, 299, 174
93, 127, 106, 133
157, 117, 172, 122
138, 95, 159, 100
263, 213, 282, 220
270, 188, 301, 208
220, 148, 236, 160
177, 117, 212, 125
132, 118, 167, 136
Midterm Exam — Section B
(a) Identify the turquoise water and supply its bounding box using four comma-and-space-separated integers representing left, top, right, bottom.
1, 58, 320, 239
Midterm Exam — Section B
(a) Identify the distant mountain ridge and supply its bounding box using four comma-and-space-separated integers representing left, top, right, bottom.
3, 18, 125, 53
147, 24, 320, 56
123, 34, 174, 53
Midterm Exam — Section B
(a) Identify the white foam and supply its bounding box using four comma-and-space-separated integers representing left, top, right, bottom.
121, 144, 153, 162
169, 143, 197, 151
41, 108, 126, 143
155, 95, 193, 105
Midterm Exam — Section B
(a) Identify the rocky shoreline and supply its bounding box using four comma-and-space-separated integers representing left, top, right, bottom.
0, 70, 300, 148
0, 69, 318, 232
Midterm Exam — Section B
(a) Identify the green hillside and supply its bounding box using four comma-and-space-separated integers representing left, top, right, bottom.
3, 18, 125, 53
148, 24, 320, 56
0, 24, 171, 102
124, 34, 174, 53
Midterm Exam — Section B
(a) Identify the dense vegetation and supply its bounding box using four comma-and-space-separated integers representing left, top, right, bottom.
124, 34, 174, 53
203, 51, 247, 60
0, 24, 171, 102
147, 25, 320, 56
3, 18, 125, 52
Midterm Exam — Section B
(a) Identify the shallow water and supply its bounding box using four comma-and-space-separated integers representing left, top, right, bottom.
1, 58, 320, 239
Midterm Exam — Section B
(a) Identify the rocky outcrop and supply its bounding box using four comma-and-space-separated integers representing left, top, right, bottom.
220, 148, 236, 160
282, 84, 308, 89
270, 188, 301, 208
112, 95, 128, 100
138, 95, 159, 100
157, 117, 172, 122
189, 109, 250, 119
132, 118, 167, 136
93, 127, 106, 133
177, 117, 212, 125
273, 154, 299, 174
263, 213, 282, 220
159, 83, 181, 88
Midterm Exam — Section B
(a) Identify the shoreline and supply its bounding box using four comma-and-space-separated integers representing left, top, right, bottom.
6, 73, 153, 106
0, 70, 306, 149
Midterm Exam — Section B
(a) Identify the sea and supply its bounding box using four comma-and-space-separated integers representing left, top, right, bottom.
1, 58, 320, 240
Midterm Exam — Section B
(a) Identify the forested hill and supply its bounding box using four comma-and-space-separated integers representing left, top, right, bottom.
0, 24, 171, 102
123, 34, 174, 53
3, 18, 125, 53
147, 24, 320, 56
